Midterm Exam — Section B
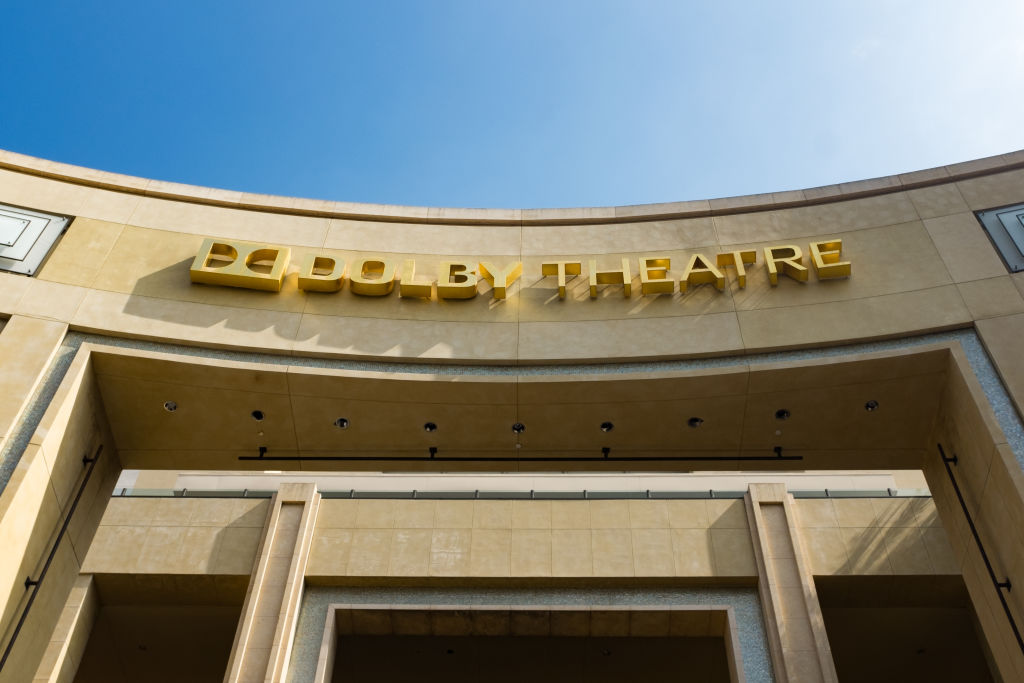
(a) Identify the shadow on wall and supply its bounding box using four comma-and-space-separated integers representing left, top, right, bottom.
836, 499, 940, 576
123, 259, 300, 338
87, 497, 270, 578
122, 259, 496, 357
121, 251, 736, 356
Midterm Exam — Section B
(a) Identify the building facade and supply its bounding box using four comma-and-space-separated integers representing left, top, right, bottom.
0, 148, 1023, 681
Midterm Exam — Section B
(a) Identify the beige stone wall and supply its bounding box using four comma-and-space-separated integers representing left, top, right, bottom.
303, 498, 950, 582
0, 326, 1012, 681
1, 148, 1023, 682
0, 318, 65, 461
30, 575, 97, 683
79, 496, 952, 582
308, 499, 755, 579
0, 150, 1021, 363
925, 347, 1024, 680
793, 498, 957, 576
82, 498, 268, 575
0, 338, 119, 683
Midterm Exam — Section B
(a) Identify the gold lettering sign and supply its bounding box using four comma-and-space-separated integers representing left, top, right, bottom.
589, 258, 631, 298
679, 254, 725, 293
716, 250, 756, 288
764, 245, 808, 285
189, 239, 851, 298
190, 238, 291, 292
540, 261, 581, 299
809, 239, 851, 279
639, 256, 673, 295
437, 262, 478, 299
349, 257, 396, 296
297, 254, 345, 292
399, 259, 433, 298
479, 261, 522, 300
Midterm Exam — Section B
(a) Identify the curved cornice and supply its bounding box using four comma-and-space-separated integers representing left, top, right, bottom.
1, 147, 1022, 226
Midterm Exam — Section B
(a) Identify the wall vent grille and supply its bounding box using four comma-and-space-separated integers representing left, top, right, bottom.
977, 203, 1024, 273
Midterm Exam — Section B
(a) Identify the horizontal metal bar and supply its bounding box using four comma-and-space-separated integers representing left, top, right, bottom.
115, 488, 931, 501
238, 455, 804, 463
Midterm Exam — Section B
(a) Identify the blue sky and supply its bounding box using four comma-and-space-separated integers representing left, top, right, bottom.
2, 1, 1022, 208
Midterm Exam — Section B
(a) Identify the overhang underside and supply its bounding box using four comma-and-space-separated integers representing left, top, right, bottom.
87, 343, 955, 473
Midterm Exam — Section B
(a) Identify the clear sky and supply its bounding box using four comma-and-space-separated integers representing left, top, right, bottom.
1, 1, 1022, 209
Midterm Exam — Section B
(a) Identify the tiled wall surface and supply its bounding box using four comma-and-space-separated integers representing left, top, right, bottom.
793, 498, 957, 576
0, 152, 1022, 363
77, 497, 955, 582
81, 498, 268, 575
308, 499, 756, 579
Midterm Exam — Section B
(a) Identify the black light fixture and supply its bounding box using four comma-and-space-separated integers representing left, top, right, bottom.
423, 422, 437, 432
163, 401, 177, 413
687, 417, 703, 428
600, 421, 614, 432
774, 409, 790, 420
251, 410, 265, 421
512, 422, 526, 434
334, 417, 349, 429
864, 400, 879, 412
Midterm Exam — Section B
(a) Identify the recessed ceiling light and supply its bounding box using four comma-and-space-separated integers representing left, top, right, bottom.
251, 410, 265, 421
600, 421, 614, 432
865, 400, 879, 412
775, 409, 790, 420
687, 417, 703, 428
163, 401, 177, 412
334, 417, 349, 429
512, 422, 525, 434
423, 422, 437, 432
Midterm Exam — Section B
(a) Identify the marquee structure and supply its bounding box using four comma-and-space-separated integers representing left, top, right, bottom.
0, 148, 1023, 681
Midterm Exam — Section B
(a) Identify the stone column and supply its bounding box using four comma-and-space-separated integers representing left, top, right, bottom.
29, 575, 97, 683
745, 483, 837, 683
224, 483, 320, 683
0, 316, 67, 450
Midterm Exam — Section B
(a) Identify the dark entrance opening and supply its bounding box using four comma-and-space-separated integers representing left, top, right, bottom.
72, 575, 246, 683
326, 605, 741, 683
333, 635, 729, 683
816, 575, 995, 683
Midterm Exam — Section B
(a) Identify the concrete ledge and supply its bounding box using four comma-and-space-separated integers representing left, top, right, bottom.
1, 147, 1022, 226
